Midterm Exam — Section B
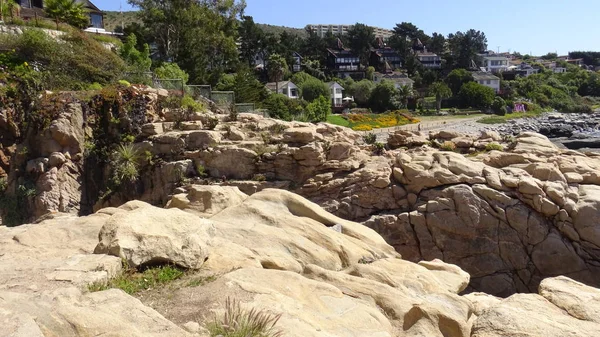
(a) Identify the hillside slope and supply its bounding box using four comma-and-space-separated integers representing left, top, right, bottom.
102, 10, 306, 37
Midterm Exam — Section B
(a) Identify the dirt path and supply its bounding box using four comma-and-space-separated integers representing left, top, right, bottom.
358, 116, 486, 141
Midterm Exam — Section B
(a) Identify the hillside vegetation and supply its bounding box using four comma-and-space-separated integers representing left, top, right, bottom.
102, 10, 305, 38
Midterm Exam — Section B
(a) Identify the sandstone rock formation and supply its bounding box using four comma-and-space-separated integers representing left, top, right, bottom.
2, 188, 599, 336
3, 87, 600, 297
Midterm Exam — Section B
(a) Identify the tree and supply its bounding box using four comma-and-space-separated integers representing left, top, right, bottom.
369, 80, 399, 112
267, 53, 287, 93
445, 68, 474, 95
154, 62, 189, 83
238, 16, 265, 66
392, 22, 430, 46
264, 94, 291, 120
347, 23, 375, 68
290, 71, 316, 87
347, 79, 374, 107
1, 0, 20, 22
120, 33, 152, 73
446, 29, 487, 69
397, 85, 413, 108
300, 28, 327, 65
428, 81, 452, 112
491, 96, 507, 115
231, 66, 269, 103
300, 78, 329, 102
129, 0, 245, 85
427, 32, 446, 55
44, 0, 88, 29
305, 95, 331, 122
541, 52, 558, 60
459, 82, 495, 109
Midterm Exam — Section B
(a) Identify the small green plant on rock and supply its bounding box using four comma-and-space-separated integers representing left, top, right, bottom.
252, 174, 267, 182
362, 133, 377, 145
440, 141, 457, 152
111, 144, 141, 186
372, 142, 385, 155
207, 297, 284, 337
269, 123, 288, 135
195, 163, 208, 178
484, 142, 503, 151
228, 103, 239, 121
260, 132, 272, 145
88, 264, 184, 294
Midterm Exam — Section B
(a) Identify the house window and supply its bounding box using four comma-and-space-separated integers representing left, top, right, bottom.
486, 80, 491, 85
290, 88, 298, 97
90, 13, 103, 28
336, 88, 343, 94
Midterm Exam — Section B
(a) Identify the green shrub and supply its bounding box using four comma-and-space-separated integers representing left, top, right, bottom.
118, 79, 131, 87
88, 82, 103, 90
492, 97, 507, 116
373, 142, 385, 155
181, 95, 205, 112
88, 265, 184, 294
111, 144, 141, 186
207, 298, 283, 337
485, 142, 503, 151
0, 29, 126, 90
362, 133, 377, 144
440, 141, 457, 151
305, 95, 331, 122
252, 174, 266, 182
154, 62, 189, 84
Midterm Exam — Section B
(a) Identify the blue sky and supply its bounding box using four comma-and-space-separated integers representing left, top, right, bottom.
96, 0, 600, 56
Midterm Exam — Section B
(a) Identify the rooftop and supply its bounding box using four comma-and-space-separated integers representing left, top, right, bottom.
265, 81, 295, 91
472, 71, 500, 81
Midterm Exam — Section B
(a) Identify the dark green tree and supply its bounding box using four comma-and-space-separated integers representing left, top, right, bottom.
305, 95, 331, 122
445, 68, 474, 95
446, 29, 487, 69
128, 0, 245, 84
427, 32, 446, 55
267, 53, 287, 92
348, 79, 374, 107
44, 0, 88, 29
264, 94, 291, 120
459, 81, 495, 109
238, 16, 266, 66
369, 80, 399, 112
428, 81, 452, 112
347, 23, 375, 68
300, 78, 329, 102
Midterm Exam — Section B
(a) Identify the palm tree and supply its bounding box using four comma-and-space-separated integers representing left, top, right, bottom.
428, 81, 452, 112
44, 0, 88, 30
397, 84, 413, 109
267, 53, 287, 94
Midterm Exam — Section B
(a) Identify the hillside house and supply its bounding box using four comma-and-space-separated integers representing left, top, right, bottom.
292, 52, 302, 72
327, 82, 344, 107
480, 53, 510, 73
266, 81, 299, 99
16, 0, 104, 29
326, 47, 363, 79
373, 72, 414, 89
416, 48, 442, 69
472, 71, 500, 93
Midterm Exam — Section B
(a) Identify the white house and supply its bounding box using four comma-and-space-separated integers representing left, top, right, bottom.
480, 54, 510, 73
266, 81, 299, 99
373, 72, 414, 89
553, 67, 567, 73
472, 71, 501, 93
327, 82, 344, 107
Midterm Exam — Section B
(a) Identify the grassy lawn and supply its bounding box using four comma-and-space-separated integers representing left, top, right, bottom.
326, 114, 350, 127
478, 110, 543, 124
327, 112, 419, 131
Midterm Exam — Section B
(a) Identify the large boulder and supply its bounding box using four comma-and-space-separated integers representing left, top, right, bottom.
166, 185, 248, 218
471, 276, 600, 337
94, 201, 216, 269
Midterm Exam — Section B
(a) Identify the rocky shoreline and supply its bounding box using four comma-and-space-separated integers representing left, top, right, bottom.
493, 112, 600, 151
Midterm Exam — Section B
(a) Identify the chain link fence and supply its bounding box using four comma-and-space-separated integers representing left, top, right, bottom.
210, 91, 235, 107
185, 85, 212, 100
